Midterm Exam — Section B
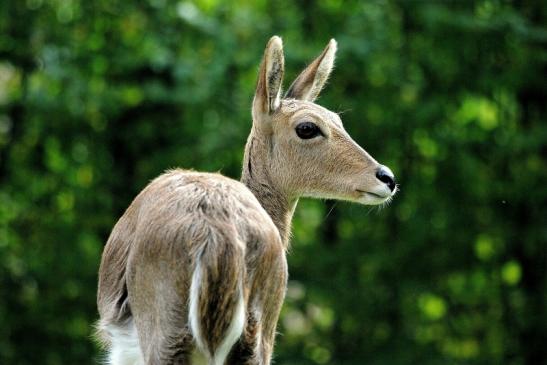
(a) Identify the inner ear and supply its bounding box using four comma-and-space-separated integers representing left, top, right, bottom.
253, 36, 285, 120
285, 39, 337, 102
266, 47, 284, 112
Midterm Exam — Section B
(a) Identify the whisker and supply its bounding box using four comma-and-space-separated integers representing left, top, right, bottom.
336, 108, 352, 116
324, 201, 338, 220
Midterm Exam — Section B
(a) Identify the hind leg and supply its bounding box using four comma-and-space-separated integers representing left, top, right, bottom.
130, 292, 194, 364
131, 293, 194, 364
256, 252, 288, 364
228, 240, 288, 365
102, 316, 192, 365
127, 256, 194, 364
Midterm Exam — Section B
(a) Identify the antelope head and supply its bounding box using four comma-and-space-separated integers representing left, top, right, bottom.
243, 36, 397, 208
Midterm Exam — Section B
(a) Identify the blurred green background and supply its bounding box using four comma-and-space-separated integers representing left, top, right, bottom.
0, 0, 545, 364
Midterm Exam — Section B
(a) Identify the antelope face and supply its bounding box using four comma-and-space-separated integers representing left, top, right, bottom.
252, 36, 397, 206
270, 100, 396, 205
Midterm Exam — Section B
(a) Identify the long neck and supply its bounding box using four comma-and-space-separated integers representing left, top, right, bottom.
240, 132, 296, 247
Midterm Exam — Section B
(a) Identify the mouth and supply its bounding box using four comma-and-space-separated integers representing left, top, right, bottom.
356, 189, 394, 205
357, 190, 386, 198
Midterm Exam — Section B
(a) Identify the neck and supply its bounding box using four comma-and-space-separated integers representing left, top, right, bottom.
240, 133, 296, 247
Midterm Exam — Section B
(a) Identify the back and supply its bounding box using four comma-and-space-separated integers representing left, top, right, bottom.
97, 169, 280, 336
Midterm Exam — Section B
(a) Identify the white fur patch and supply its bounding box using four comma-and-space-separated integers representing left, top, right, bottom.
106, 319, 144, 365
189, 259, 204, 352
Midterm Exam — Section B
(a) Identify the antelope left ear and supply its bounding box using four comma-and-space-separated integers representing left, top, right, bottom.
253, 36, 285, 121
285, 39, 337, 102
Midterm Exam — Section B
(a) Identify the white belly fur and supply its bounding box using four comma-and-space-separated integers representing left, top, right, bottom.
105, 319, 144, 365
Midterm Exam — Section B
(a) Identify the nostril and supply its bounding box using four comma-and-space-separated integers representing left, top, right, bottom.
376, 167, 396, 192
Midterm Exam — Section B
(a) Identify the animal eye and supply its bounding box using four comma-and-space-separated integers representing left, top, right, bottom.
295, 122, 322, 139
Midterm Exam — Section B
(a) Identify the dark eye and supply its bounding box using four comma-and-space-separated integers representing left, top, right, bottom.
295, 121, 322, 139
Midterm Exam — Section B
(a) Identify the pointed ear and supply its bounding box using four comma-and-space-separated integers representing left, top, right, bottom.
253, 36, 285, 122
285, 39, 337, 102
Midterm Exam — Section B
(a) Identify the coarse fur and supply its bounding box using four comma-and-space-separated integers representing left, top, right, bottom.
97, 36, 397, 365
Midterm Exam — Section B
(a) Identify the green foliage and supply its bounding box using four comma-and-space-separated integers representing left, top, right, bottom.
0, 0, 545, 364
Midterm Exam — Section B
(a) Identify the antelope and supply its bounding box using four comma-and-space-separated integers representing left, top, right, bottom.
96, 36, 397, 365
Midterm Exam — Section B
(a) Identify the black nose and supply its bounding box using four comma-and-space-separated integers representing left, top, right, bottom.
376, 166, 396, 192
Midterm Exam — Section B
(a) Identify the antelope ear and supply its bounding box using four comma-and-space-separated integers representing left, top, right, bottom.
252, 36, 285, 122
285, 39, 337, 102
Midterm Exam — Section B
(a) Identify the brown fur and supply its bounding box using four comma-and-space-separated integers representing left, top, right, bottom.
97, 36, 396, 365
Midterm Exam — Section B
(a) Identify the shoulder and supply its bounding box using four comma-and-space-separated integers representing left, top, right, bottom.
149, 169, 251, 197
145, 169, 269, 217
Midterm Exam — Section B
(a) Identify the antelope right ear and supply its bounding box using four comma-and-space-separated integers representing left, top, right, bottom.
285, 39, 337, 102
252, 36, 285, 126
